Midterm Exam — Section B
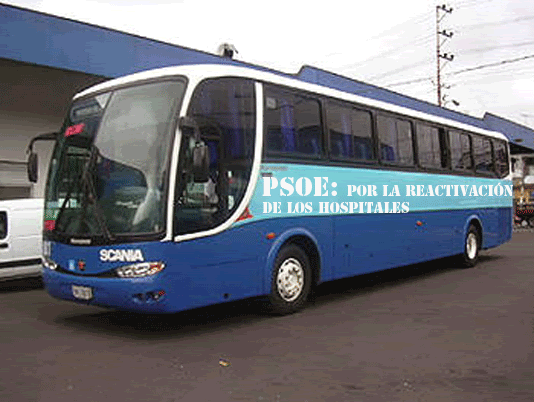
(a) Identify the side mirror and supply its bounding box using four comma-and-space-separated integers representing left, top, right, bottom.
27, 152, 38, 183
192, 142, 210, 183
26, 131, 58, 183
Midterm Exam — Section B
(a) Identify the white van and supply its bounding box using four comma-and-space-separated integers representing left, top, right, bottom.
0, 198, 43, 281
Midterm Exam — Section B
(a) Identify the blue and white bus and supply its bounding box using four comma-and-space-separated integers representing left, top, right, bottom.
36, 64, 512, 314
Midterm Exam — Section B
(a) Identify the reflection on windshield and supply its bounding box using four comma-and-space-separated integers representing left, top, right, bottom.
45, 79, 186, 242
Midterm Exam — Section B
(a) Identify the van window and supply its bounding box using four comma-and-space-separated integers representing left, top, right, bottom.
0, 186, 31, 200
0, 211, 6, 240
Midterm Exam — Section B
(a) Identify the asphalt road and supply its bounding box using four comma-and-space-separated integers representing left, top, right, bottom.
1, 232, 534, 402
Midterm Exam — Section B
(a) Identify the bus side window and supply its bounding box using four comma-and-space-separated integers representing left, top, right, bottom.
326, 101, 374, 162
264, 87, 323, 158
416, 123, 443, 169
473, 136, 493, 174
493, 140, 509, 178
449, 130, 473, 171
377, 115, 414, 166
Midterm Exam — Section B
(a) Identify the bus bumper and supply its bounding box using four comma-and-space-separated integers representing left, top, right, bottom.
42, 269, 174, 313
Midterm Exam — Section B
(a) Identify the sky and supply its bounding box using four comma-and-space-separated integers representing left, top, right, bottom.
4, 0, 534, 128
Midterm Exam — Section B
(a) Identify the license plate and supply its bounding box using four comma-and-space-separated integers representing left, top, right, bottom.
72, 285, 93, 300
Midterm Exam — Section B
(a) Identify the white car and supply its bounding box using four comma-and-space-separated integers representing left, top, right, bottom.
0, 198, 43, 281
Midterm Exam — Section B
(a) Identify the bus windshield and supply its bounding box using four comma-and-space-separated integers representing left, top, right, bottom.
44, 80, 186, 243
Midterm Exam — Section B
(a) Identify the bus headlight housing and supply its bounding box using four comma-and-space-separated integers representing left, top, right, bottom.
115, 262, 165, 278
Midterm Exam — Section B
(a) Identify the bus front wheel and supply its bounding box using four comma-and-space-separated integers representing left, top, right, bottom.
268, 244, 312, 315
461, 224, 480, 268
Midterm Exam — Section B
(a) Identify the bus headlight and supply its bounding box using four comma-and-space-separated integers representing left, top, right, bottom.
115, 262, 165, 278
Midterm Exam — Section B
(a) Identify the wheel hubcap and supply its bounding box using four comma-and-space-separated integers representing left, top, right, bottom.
276, 258, 304, 302
466, 232, 478, 260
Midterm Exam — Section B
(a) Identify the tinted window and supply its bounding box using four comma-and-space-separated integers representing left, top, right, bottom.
264, 87, 322, 157
450, 131, 472, 170
493, 140, 509, 178
189, 79, 255, 160
0, 187, 31, 200
377, 115, 414, 165
0, 211, 6, 240
416, 124, 443, 169
327, 102, 374, 161
472, 136, 493, 173
175, 78, 255, 236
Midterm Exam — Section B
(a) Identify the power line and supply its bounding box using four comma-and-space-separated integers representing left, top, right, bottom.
383, 54, 534, 88
454, 0, 497, 9
329, 8, 435, 73
367, 40, 534, 84
364, 8, 433, 42
460, 40, 534, 55
450, 54, 534, 75
337, 34, 434, 73
363, 57, 434, 82
457, 14, 534, 31
451, 68, 534, 85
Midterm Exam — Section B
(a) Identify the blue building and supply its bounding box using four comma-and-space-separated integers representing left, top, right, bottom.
1, 3, 533, 200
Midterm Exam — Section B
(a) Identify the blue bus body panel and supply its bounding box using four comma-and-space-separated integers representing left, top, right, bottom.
44, 223, 265, 313
43, 164, 513, 313
43, 216, 334, 313
331, 208, 511, 278
43, 207, 511, 313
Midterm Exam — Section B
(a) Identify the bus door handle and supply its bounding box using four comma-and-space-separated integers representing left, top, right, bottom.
0, 243, 8, 249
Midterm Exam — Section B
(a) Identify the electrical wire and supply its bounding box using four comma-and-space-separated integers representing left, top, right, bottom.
453, 0, 497, 9
459, 40, 534, 55
363, 57, 434, 82
336, 34, 434, 73
365, 40, 534, 85
457, 14, 534, 31
383, 54, 534, 88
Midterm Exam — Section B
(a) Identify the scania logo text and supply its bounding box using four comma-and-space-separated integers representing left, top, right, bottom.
99, 249, 144, 262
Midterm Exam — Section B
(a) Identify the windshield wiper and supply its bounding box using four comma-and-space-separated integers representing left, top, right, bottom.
79, 146, 115, 243
55, 145, 114, 243
54, 146, 96, 232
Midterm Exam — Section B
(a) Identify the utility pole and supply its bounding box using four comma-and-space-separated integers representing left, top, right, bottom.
436, 4, 454, 107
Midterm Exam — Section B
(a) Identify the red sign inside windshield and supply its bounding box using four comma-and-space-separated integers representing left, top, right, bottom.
65, 123, 86, 137
44, 220, 56, 231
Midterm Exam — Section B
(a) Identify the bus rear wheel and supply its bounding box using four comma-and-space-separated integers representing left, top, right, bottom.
268, 244, 312, 315
461, 224, 480, 268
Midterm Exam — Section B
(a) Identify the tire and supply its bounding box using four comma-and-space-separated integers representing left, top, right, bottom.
268, 244, 312, 315
461, 224, 480, 268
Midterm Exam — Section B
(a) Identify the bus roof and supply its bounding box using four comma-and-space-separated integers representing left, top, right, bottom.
75, 63, 508, 142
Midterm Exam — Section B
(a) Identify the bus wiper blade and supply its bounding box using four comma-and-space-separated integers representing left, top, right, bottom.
80, 146, 115, 243
54, 145, 98, 230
